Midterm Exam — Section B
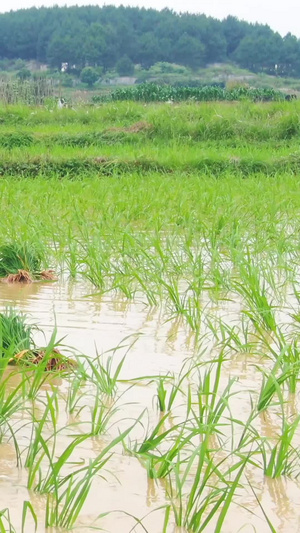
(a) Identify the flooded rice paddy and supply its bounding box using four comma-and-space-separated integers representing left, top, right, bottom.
0, 277, 300, 532
1, 102, 300, 532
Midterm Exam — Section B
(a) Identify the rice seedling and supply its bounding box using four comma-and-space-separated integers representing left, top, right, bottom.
84, 336, 138, 395
127, 415, 195, 483
247, 480, 277, 533
21, 502, 37, 533
156, 378, 168, 412
0, 508, 16, 533
0, 374, 26, 425
33, 432, 92, 495
138, 433, 188, 480
256, 329, 300, 409
155, 360, 197, 413
257, 357, 291, 412
85, 353, 125, 396
89, 387, 119, 435
45, 460, 101, 529
185, 353, 238, 439
66, 375, 86, 415
64, 238, 80, 279
233, 258, 277, 333
0, 373, 27, 464
206, 316, 254, 354
165, 431, 250, 532
128, 413, 177, 456
257, 412, 300, 478
25, 391, 59, 484
43, 421, 139, 528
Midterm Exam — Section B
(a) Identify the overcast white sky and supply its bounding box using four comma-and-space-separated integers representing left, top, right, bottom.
0, 0, 299, 38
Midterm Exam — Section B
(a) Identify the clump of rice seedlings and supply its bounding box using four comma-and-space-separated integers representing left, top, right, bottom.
19, 328, 76, 373
256, 328, 300, 410
30, 414, 138, 528
5, 270, 33, 283
165, 429, 250, 533
0, 310, 74, 372
0, 308, 33, 357
234, 258, 277, 333
84, 336, 137, 395
14, 347, 76, 372
0, 243, 40, 278
0, 243, 55, 283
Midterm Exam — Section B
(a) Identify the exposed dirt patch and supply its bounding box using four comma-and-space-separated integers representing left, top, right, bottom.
126, 121, 153, 133
108, 121, 153, 134
94, 156, 110, 164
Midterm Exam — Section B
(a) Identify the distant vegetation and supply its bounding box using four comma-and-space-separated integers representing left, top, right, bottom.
0, 5, 300, 79
105, 84, 284, 102
0, 77, 54, 104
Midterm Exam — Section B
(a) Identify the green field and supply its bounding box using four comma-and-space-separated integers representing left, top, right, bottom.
0, 100, 300, 532
0, 100, 300, 176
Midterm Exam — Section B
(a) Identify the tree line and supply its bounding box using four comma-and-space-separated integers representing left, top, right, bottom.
0, 5, 299, 77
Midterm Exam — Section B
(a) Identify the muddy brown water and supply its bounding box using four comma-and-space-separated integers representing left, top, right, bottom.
0, 279, 300, 532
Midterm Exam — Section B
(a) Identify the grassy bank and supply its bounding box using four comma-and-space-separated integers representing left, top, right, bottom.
0, 100, 299, 176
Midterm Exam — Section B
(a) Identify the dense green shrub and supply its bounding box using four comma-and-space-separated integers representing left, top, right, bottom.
80, 67, 99, 87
